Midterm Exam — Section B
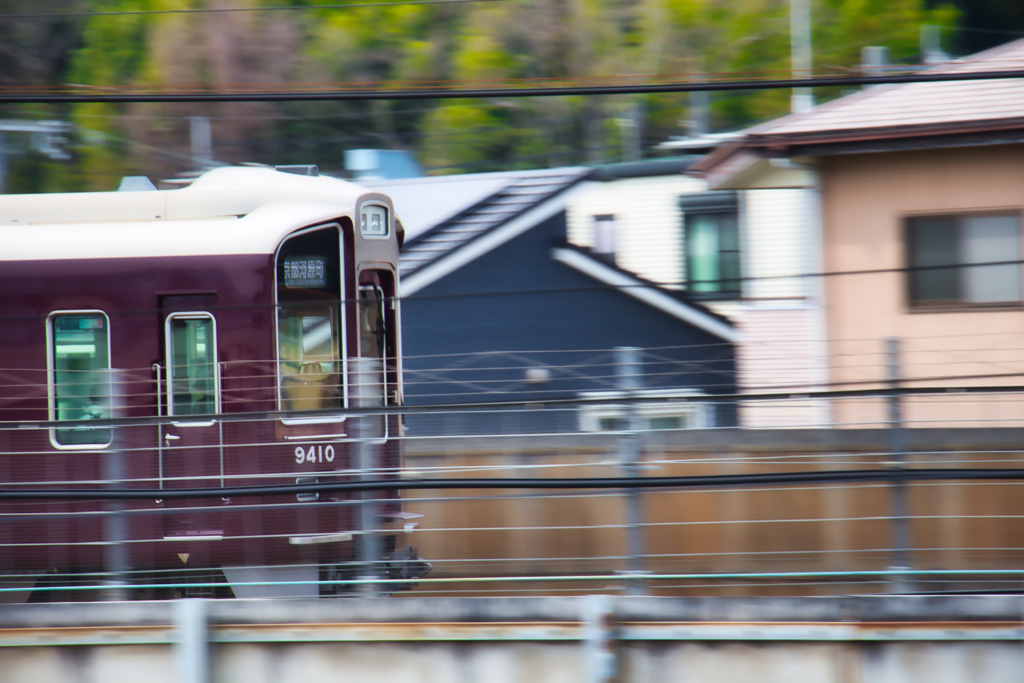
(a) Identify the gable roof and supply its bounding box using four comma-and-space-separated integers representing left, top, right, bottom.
397, 167, 592, 295
695, 37, 1024, 178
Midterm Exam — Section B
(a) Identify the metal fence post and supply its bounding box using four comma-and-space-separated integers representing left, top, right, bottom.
886, 337, 912, 592
616, 347, 646, 595
351, 357, 383, 596
582, 594, 618, 683
175, 599, 209, 683
103, 368, 128, 601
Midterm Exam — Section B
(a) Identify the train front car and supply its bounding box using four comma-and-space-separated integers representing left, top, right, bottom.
0, 166, 423, 600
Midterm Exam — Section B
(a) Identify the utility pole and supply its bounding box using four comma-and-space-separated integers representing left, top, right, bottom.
688, 90, 709, 139
190, 116, 213, 169
617, 102, 642, 163
103, 369, 128, 601
0, 132, 6, 194
617, 347, 646, 595
789, 0, 814, 113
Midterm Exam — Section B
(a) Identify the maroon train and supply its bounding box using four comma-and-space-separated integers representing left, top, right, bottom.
0, 166, 423, 599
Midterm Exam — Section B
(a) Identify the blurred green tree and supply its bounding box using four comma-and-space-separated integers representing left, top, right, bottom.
4, 0, 962, 188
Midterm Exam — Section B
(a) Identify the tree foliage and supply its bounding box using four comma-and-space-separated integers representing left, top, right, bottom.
0, 0, 960, 189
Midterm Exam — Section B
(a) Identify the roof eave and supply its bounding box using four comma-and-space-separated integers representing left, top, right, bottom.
697, 118, 1024, 187
746, 116, 1024, 154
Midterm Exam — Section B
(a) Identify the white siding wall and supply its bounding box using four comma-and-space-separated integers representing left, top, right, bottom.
742, 189, 813, 303
737, 188, 828, 427
566, 175, 705, 288
737, 307, 831, 428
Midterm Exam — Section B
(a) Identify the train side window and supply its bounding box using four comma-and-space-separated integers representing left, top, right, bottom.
48, 311, 112, 447
166, 313, 220, 416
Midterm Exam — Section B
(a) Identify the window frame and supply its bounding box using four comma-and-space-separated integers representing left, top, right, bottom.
46, 309, 113, 450
164, 311, 221, 418
273, 222, 347, 421
680, 191, 741, 299
904, 211, 1023, 310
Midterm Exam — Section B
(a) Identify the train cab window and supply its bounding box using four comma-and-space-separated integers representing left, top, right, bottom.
278, 309, 340, 411
354, 278, 389, 438
166, 314, 219, 416
276, 225, 343, 412
48, 311, 112, 447
359, 283, 386, 360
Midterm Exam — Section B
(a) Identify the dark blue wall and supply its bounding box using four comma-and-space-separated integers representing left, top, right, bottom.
400, 211, 736, 434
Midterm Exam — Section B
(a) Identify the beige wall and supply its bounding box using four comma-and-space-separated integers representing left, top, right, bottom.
820, 145, 1024, 428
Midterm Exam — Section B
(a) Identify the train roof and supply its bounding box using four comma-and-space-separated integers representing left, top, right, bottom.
1, 166, 390, 261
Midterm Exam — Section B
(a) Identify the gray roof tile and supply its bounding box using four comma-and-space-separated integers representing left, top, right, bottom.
752, 38, 1024, 139
399, 167, 590, 278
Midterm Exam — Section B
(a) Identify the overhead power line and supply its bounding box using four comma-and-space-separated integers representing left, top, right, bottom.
0, 257, 1020, 321
3, 69, 1024, 103
4, 468, 1024, 500
0, 0, 506, 20
3, 379, 1024, 427
397, 258, 1024, 305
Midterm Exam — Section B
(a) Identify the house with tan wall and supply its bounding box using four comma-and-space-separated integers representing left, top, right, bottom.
697, 38, 1024, 428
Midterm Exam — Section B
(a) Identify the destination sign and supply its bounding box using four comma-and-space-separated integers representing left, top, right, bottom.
284, 257, 327, 288
56, 315, 104, 331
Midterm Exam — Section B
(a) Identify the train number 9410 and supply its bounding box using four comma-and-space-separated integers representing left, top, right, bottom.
295, 444, 336, 465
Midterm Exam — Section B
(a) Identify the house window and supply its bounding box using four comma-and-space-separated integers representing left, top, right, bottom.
681, 192, 740, 297
578, 389, 711, 432
907, 214, 1021, 307
592, 214, 616, 263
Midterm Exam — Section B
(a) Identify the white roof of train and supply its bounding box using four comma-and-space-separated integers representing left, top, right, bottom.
0, 167, 387, 261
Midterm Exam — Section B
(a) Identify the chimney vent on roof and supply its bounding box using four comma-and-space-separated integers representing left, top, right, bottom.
861, 46, 889, 68
920, 25, 950, 64
860, 46, 890, 88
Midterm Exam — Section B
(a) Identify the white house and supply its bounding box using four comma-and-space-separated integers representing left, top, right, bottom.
565, 158, 829, 428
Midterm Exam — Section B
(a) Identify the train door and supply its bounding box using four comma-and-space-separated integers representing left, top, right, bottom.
159, 304, 224, 544
273, 225, 346, 541
354, 269, 404, 522
356, 276, 388, 439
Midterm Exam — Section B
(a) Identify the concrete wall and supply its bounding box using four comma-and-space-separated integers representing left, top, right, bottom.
1, 596, 1021, 683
